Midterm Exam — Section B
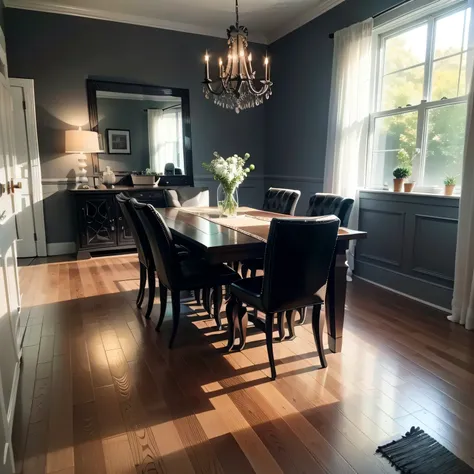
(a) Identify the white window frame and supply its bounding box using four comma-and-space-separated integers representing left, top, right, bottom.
366, 0, 470, 191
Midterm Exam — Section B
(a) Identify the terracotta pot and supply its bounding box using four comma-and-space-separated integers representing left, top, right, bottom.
393, 178, 404, 192
404, 182, 415, 193
444, 184, 455, 196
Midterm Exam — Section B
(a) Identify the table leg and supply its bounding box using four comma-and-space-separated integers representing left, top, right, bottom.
325, 242, 349, 353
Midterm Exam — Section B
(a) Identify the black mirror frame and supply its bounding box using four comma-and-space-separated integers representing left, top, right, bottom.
86, 78, 194, 185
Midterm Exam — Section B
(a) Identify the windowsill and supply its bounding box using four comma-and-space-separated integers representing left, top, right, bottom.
360, 188, 460, 199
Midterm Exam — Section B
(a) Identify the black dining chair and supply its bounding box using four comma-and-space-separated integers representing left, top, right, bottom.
132, 200, 241, 347
227, 216, 340, 379
116, 193, 190, 319
289, 193, 355, 327
116, 193, 154, 316
240, 187, 301, 278
306, 193, 354, 226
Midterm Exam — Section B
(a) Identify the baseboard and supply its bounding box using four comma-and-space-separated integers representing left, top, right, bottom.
354, 275, 450, 312
6, 361, 20, 428
47, 242, 76, 256
355, 259, 453, 309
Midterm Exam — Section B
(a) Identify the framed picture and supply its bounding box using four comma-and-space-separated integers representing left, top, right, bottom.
106, 129, 131, 154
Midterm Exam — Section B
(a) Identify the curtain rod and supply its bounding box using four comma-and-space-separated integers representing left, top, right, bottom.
328, 0, 413, 38
144, 104, 181, 112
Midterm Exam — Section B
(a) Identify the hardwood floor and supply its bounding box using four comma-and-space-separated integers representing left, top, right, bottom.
13, 254, 474, 473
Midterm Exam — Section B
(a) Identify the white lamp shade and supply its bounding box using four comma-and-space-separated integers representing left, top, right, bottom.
65, 130, 102, 153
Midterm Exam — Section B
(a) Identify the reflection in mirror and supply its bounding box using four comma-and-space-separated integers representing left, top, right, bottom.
96, 91, 184, 175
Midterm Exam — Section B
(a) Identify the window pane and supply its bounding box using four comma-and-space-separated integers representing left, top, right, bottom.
463, 8, 471, 50
384, 25, 428, 74
434, 10, 466, 59
424, 103, 467, 186
381, 65, 424, 109
369, 112, 418, 187
431, 54, 463, 100
459, 53, 468, 95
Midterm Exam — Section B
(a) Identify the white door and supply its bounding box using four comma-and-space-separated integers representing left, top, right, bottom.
0, 30, 22, 474
11, 79, 45, 258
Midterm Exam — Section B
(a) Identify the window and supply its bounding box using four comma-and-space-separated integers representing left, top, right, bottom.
367, 4, 471, 190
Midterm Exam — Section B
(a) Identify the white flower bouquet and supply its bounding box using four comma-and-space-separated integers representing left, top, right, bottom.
202, 152, 255, 216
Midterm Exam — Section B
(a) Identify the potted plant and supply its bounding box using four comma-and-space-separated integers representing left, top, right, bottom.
444, 176, 456, 196
404, 180, 415, 193
202, 152, 255, 217
393, 166, 411, 192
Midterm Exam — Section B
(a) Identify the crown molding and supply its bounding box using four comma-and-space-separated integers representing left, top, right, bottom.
5, 0, 269, 44
266, 0, 345, 44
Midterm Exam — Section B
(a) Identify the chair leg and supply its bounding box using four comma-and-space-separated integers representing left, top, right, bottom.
312, 305, 327, 369
144, 267, 156, 320
212, 286, 223, 330
136, 263, 146, 308
277, 312, 285, 341
237, 302, 248, 351
225, 294, 238, 351
265, 313, 277, 379
203, 288, 211, 314
250, 268, 257, 278
285, 310, 296, 340
241, 265, 249, 279
195, 288, 201, 306
155, 283, 168, 331
296, 307, 307, 325
169, 291, 181, 348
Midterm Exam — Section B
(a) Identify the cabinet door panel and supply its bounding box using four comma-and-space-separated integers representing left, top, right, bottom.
77, 196, 117, 249
117, 208, 135, 246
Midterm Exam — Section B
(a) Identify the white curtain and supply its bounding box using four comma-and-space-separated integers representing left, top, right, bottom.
148, 107, 184, 174
323, 18, 373, 270
449, 67, 474, 330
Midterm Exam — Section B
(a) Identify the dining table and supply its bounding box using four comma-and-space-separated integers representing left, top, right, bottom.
155, 206, 367, 353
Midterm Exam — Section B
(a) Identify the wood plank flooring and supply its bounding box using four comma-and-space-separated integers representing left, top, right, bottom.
13, 254, 474, 473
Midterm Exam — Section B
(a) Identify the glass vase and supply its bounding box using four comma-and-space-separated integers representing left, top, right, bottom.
217, 184, 239, 217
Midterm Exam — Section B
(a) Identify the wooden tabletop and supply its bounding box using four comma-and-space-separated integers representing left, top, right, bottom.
156, 207, 367, 264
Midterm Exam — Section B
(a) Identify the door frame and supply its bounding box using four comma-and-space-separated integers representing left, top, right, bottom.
10, 78, 47, 257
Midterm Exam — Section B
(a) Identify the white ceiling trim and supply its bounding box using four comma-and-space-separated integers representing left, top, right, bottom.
266, 0, 345, 43
4, 0, 270, 44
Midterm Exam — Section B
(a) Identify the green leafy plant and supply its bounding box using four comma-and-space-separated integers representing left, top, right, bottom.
393, 166, 411, 179
444, 175, 456, 186
397, 149, 412, 168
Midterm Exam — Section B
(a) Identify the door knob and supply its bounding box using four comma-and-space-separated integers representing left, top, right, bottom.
9, 179, 22, 193
0, 183, 5, 196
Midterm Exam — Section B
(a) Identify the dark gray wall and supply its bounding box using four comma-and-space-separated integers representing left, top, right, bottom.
0, 3, 4, 32
97, 97, 177, 173
265, 0, 400, 213
0, 0, 4, 32
4, 8, 266, 244
356, 191, 459, 309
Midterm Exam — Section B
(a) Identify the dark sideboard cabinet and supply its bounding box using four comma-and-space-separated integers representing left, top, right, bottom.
70, 187, 176, 258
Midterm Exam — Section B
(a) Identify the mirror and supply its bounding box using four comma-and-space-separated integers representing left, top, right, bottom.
87, 79, 193, 185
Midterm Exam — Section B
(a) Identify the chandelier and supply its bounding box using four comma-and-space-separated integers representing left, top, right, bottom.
202, 0, 273, 113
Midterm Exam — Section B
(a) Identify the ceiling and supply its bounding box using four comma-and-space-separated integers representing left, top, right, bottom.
5, 0, 344, 44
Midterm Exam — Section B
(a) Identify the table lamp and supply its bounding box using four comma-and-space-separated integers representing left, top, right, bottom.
65, 128, 102, 189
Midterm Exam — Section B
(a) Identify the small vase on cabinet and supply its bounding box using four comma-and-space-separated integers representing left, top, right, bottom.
102, 166, 116, 186
217, 184, 239, 217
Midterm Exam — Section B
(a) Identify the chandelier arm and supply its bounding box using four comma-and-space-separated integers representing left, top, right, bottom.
245, 79, 270, 96
204, 81, 226, 96
241, 59, 270, 96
